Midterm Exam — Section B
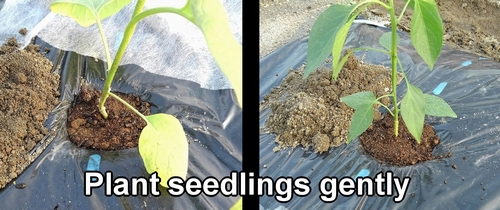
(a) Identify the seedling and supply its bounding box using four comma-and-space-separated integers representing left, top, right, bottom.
304, 0, 456, 143
50, 0, 242, 188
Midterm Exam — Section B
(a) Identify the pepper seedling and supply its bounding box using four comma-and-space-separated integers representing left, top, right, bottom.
304, 0, 456, 143
50, 0, 242, 188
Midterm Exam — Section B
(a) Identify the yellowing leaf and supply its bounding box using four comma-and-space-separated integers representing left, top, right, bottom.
139, 114, 188, 187
50, 0, 132, 27
183, 0, 242, 108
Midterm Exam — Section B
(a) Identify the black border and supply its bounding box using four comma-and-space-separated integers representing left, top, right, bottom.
242, 0, 259, 209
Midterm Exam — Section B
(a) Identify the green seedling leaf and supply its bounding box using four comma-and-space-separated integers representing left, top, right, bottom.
230, 197, 242, 210
50, 0, 132, 27
424, 94, 457, 117
139, 114, 188, 188
379, 32, 401, 51
183, 0, 242, 108
341, 91, 376, 143
331, 20, 355, 80
401, 84, 425, 143
331, 0, 380, 79
341, 91, 377, 110
411, 0, 443, 70
348, 106, 374, 144
304, 4, 356, 78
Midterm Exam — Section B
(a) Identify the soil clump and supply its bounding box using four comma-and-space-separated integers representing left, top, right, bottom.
67, 85, 150, 150
360, 115, 439, 166
0, 37, 60, 189
261, 54, 399, 153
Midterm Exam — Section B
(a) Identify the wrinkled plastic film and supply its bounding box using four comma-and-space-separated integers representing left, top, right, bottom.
0, 38, 242, 209
260, 23, 500, 209
0, 0, 241, 90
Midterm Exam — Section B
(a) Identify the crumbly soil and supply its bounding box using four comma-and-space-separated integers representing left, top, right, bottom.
67, 84, 150, 150
261, 54, 402, 153
360, 115, 439, 166
363, 0, 500, 61
0, 37, 60, 189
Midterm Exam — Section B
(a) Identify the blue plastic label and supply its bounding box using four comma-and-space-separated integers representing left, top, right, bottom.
461, 60, 472, 66
86, 154, 101, 181
354, 169, 370, 180
433, 82, 448, 95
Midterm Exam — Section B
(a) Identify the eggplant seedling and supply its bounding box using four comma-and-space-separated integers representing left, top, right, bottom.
304, 0, 456, 144
50, 0, 242, 188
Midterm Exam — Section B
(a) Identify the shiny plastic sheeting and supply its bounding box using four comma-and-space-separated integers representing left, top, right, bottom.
260, 23, 500, 209
0, 38, 242, 209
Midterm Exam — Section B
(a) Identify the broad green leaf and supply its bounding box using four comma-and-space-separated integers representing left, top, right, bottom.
304, 1, 378, 79
182, 0, 242, 108
341, 91, 376, 110
230, 197, 242, 210
347, 106, 374, 144
50, 0, 132, 27
411, 0, 443, 70
424, 94, 457, 117
330, 1, 378, 80
379, 32, 401, 51
341, 91, 376, 143
303, 4, 356, 78
139, 114, 188, 188
401, 84, 425, 143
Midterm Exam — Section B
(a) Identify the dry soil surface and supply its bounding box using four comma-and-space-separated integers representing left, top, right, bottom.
0, 37, 60, 189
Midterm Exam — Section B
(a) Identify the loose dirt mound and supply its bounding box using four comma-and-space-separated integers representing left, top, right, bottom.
0, 37, 60, 189
261, 55, 399, 153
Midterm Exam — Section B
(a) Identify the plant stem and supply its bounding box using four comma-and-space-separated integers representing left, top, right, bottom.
95, 18, 112, 71
375, 101, 394, 117
98, 0, 147, 119
388, 0, 399, 136
108, 92, 148, 122
98, 0, 191, 119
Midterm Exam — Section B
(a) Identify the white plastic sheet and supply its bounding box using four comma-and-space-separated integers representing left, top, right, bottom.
0, 0, 241, 90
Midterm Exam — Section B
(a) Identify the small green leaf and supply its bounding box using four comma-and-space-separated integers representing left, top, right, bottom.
379, 32, 401, 51
304, 4, 356, 78
424, 94, 457, 117
139, 114, 188, 188
348, 107, 374, 143
331, 20, 355, 80
184, 0, 242, 108
341, 91, 376, 110
401, 84, 425, 143
341, 91, 376, 143
50, 0, 132, 27
230, 197, 242, 210
411, 0, 443, 70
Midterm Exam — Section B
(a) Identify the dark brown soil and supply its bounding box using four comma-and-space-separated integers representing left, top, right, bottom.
363, 0, 500, 61
261, 54, 402, 153
360, 115, 439, 166
67, 85, 150, 150
0, 37, 60, 189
